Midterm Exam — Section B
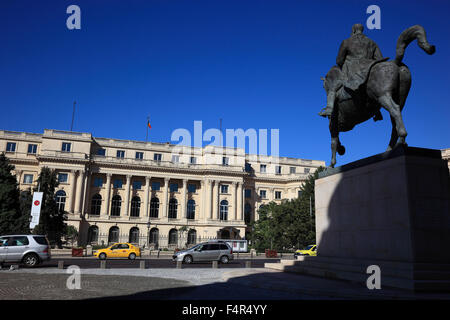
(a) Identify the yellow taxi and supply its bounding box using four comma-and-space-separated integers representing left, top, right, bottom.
93, 243, 141, 260
294, 245, 317, 257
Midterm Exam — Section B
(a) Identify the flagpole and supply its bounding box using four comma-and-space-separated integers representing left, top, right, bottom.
146, 116, 149, 142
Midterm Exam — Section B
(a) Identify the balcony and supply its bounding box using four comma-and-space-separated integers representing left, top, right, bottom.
39, 150, 89, 160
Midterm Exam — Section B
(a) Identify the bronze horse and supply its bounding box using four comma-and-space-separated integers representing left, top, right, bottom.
322, 25, 435, 167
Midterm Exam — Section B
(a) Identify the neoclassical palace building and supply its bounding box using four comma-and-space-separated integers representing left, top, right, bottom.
0, 129, 325, 248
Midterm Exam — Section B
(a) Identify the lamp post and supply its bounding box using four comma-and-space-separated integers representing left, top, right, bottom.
146, 221, 151, 249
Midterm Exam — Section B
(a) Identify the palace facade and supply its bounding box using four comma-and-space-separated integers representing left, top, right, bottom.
0, 129, 325, 248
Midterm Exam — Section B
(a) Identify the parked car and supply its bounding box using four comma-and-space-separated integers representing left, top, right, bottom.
294, 244, 317, 257
172, 241, 234, 264
93, 243, 141, 260
0, 235, 51, 267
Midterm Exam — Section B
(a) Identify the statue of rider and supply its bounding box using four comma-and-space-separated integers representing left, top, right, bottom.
319, 23, 384, 118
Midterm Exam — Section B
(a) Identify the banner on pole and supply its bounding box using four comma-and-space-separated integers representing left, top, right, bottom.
30, 192, 43, 229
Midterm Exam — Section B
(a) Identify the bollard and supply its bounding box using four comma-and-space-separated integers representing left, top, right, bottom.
212, 261, 218, 269
176, 260, 182, 269
100, 260, 106, 269
58, 261, 64, 269
245, 261, 251, 268
140, 260, 146, 269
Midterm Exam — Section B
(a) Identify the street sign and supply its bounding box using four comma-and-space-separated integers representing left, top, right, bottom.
30, 192, 43, 229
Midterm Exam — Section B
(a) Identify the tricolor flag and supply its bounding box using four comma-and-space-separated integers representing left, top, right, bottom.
147, 118, 152, 129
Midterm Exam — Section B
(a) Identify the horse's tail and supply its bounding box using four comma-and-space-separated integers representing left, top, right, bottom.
394, 25, 435, 65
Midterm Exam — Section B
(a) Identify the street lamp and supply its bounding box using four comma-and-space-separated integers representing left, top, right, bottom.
146, 221, 151, 248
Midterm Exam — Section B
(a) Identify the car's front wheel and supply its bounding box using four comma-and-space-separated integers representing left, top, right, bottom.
129, 253, 136, 260
220, 255, 229, 264
99, 253, 107, 260
183, 255, 193, 264
22, 253, 39, 267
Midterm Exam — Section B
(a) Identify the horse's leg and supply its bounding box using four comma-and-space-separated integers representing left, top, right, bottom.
329, 115, 339, 168
377, 94, 407, 145
386, 115, 398, 151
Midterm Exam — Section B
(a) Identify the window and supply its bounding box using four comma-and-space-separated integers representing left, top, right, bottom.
187, 229, 197, 245
275, 191, 282, 200
171, 155, 179, 163
187, 199, 195, 220
190, 157, 196, 164
168, 229, 178, 245
220, 200, 228, 221
304, 168, 310, 174
55, 190, 66, 212
116, 150, 125, 158
260, 164, 266, 173
28, 144, 37, 154
129, 227, 139, 243
61, 142, 71, 152
154, 153, 162, 162
58, 173, 68, 183
298, 190, 303, 198
130, 196, 141, 217
133, 181, 142, 190
149, 228, 159, 245
260, 190, 267, 199
108, 226, 119, 244
96, 148, 106, 156
87, 226, 99, 244
290, 167, 296, 174
170, 183, 178, 192
168, 198, 178, 219
91, 194, 102, 215
188, 184, 196, 193
245, 203, 252, 224
111, 195, 121, 216
23, 174, 33, 184
220, 185, 229, 194
152, 182, 160, 191
6, 236, 29, 246
113, 179, 123, 189
275, 166, 282, 175
135, 152, 143, 160
150, 198, 159, 218
245, 189, 252, 198
93, 177, 103, 187
245, 162, 252, 173
222, 157, 229, 166
6, 142, 16, 152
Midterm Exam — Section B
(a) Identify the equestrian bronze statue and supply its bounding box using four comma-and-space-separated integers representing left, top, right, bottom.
319, 24, 435, 167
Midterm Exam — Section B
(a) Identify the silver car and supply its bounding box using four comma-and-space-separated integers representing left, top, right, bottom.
173, 241, 234, 264
0, 235, 51, 267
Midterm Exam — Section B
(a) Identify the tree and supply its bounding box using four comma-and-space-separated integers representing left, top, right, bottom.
64, 225, 78, 247
32, 167, 67, 248
0, 153, 23, 235
249, 166, 326, 252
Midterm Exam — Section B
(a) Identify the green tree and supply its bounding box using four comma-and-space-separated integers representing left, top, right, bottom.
32, 167, 67, 248
249, 166, 325, 252
64, 225, 78, 247
0, 153, 22, 235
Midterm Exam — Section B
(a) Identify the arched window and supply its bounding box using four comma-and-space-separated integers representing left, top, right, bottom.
168, 229, 178, 245
187, 199, 195, 220
220, 200, 228, 221
149, 228, 159, 245
87, 226, 99, 244
91, 194, 102, 215
187, 229, 197, 245
150, 198, 159, 218
111, 195, 121, 216
130, 196, 141, 217
129, 227, 139, 244
244, 203, 252, 224
168, 198, 178, 219
108, 226, 119, 244
55, 190, 66, 213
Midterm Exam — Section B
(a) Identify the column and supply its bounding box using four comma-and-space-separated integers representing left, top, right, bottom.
81, 170, 91, 216
15, 170, 23, 185
237, 182, 243, 221
232, 182, 237, 221
206, 179, 212, 220
67, 170, 76, 214
74, 169, 84, 215
162, 178, 169, 218
213, 180, 219, 220
182, 179, 188, 219
200, 180, 205, 221
144, 176, 151, 217
104, 173, 112, 216
269, 187, 274, 202
124, 175, 132, 216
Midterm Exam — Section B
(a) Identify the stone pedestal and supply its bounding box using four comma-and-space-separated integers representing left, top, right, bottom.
295, 146, 450, 291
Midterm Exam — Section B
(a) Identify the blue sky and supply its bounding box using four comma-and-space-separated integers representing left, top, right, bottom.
1, 0, 449, 165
